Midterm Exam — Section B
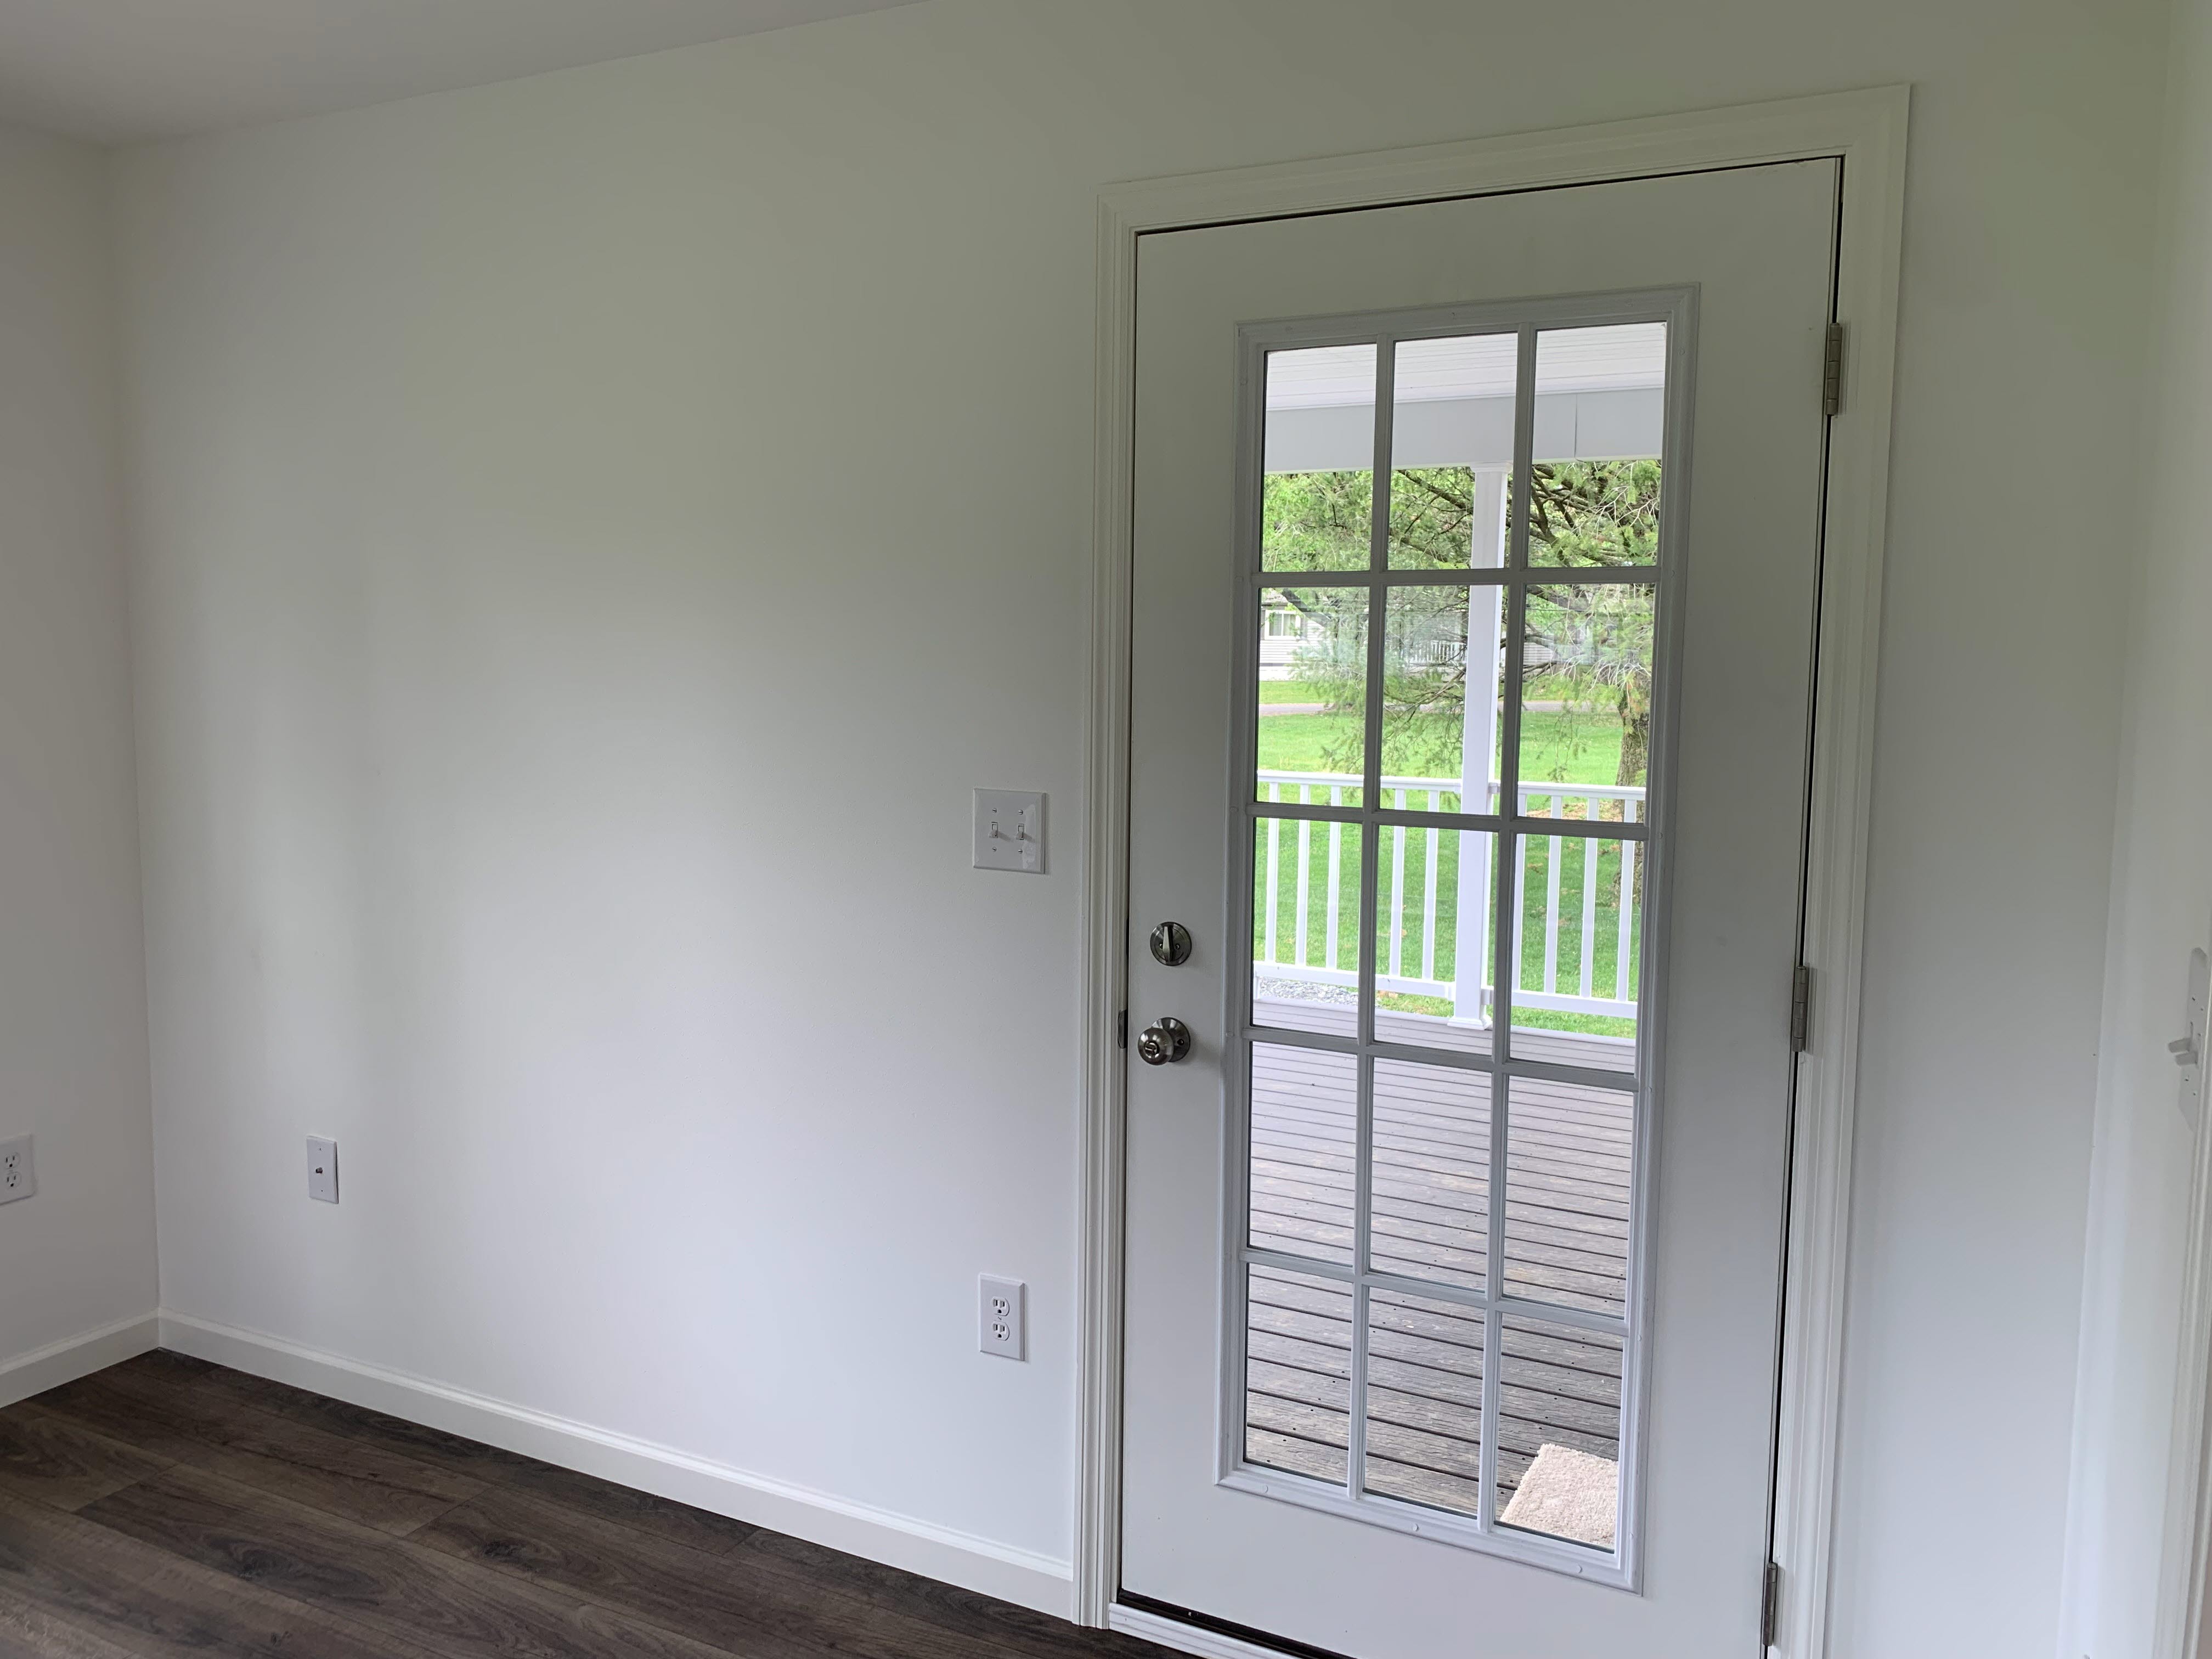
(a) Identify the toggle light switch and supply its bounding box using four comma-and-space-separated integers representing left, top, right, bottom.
973, 789, 1045, 874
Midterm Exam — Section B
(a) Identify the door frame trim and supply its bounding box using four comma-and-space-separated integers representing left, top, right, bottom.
1076, 86, 1911, 1659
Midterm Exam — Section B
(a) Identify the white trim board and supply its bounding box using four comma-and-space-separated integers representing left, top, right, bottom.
156, 1311, 1074, 1619
1076, 87, 1910, 1656
2154, 935, 2212, 1659
0, 1313, 159, 1409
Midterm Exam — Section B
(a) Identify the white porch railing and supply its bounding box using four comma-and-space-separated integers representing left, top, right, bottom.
1256, 771, 1643, 1020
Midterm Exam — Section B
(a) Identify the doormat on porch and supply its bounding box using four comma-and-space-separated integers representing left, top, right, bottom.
1498, 1443, 1618, 1548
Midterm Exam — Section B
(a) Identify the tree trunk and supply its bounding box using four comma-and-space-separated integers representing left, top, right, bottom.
1616, 707, 1650, 788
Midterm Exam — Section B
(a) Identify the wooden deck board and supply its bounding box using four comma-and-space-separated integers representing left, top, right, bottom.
1243, 1001, 1629, 1525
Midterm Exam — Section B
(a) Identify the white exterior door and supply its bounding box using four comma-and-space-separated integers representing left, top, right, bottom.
1120, 161, 1838, 1658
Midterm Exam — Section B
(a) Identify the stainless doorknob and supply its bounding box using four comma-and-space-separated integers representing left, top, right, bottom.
1136, 1017, 1192, 1066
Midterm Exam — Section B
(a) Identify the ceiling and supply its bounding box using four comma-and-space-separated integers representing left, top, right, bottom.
0, 0, 925, 144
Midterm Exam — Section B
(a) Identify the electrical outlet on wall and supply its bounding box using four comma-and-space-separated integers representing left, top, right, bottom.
307, 1136, 338, 1204
979, 1275, 1026, 1360
0, 1135, 32, 1204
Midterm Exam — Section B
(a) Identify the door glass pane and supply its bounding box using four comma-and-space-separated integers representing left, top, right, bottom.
1244, 1264, 1352, 1486
1369, 1060, 1489, 1291
1379, 583, 1487, 792
1531, 323, 1664, 570
1363, 1286, 1485, 1515
1251, 819, 1364, 1039
1502, 1076, 1632, 1317
1389, 334, 1516, 570
1263, 344, 1376, 573
1519, 582, 1655, 795
1249, 1043, 1357, 1265
1370, 826, 1493, 1055
1257, 585, 1367, 806
1496, 1313, 1624, 1550
1506, 826, 1640, 1071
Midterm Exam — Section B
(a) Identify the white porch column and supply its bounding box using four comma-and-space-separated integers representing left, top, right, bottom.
1453, 469, 1508, 1025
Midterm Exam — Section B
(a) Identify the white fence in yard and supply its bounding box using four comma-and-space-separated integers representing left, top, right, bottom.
1257, 770, 1643, 1020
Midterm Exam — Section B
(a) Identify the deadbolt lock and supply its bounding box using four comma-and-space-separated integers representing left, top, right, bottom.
1149, 921, 1193, 967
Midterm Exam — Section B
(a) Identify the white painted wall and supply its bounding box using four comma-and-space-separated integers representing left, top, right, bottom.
110, 1, 2165, 1649
2059, 0, 2212, 1652
0, 126, 156, 1380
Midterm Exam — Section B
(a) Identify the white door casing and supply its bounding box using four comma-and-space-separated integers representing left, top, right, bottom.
1077, 93, 1911, 1659
1119, 160, 1837, 1659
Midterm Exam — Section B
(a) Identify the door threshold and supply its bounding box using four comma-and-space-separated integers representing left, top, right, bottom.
1111, 1594, 1356, 1659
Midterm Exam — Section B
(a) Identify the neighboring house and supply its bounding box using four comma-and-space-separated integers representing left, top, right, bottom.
1258, 592, 1319, 678
1261, 591, 1514, 681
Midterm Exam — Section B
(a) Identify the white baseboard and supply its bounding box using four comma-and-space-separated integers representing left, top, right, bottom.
1110, 1603, 1305, 1659
0, 1313, 159, 1408
155, 1310, 1073, 1618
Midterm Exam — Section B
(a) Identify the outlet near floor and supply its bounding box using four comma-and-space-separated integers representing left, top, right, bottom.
0, 1135, 33, 1204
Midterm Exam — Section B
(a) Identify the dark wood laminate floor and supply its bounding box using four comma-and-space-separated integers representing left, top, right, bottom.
0, 1351, 1168, 1659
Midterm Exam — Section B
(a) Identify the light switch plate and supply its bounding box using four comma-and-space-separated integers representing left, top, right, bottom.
973, 789, 1045, 874
2183, 947, 2210, 1129
979, 1275, 1026, 1360
307, 1136, 339, 1204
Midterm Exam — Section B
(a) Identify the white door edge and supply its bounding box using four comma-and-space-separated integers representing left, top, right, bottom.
1077, 86, 1912, 1659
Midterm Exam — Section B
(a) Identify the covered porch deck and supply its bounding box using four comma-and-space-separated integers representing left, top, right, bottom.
1243, 1000, 1629, 1544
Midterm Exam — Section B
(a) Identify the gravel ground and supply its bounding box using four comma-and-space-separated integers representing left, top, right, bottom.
1252, 975, 1356, 1005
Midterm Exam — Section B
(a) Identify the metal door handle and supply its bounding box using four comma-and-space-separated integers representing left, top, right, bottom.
1136, 1017, 1192, 1066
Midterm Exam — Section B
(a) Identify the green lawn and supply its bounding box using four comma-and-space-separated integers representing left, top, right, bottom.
1256, 707, 1627, 787
1252, 707, 1640, 1038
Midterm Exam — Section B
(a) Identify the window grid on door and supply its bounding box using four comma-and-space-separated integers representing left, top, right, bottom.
1229, 303, 1681, 1567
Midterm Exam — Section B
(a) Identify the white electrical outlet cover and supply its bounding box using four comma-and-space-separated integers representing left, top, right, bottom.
0, 1135, 32, 1205
979, 1274, 1026, 1360
307, 1136, 339, 1204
